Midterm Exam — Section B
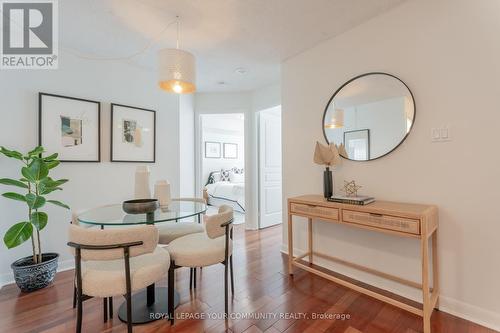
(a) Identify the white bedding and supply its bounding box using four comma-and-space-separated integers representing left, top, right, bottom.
205, 181, 245, 209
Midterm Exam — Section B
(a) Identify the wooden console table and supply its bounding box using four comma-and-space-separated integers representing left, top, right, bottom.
287, 195, 439, 333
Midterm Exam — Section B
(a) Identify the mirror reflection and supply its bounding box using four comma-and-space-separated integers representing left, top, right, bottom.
323, 73, 415, 161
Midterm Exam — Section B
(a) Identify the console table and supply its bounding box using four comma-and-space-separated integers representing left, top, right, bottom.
287, 195, 439, 333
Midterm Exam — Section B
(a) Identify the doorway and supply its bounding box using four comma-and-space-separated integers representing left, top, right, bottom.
258, 106, 282, 228
200, 113, 246, 225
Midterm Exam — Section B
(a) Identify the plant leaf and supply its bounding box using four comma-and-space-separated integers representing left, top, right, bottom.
0, 178, 28, 189
46, 160, 60, 169
43, 153, 58, 161
27, 158, 49, 181
4, 222, 33, 249
28, 146, 44, 157
31, 212, 48, 230
0, 147, 23, 160
21, 167, 36, 183
26, 193, 46, 209
40, 187, 62, 195
47, 200, 70, 210
2, 192, 27, 202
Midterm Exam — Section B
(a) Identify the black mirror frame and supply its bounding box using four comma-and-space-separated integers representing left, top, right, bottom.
322, 72, 416, 162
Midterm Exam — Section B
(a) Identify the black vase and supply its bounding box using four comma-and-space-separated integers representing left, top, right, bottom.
323, 167, 333, 198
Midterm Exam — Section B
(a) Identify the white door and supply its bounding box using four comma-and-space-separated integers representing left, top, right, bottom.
259, 107, 282, 228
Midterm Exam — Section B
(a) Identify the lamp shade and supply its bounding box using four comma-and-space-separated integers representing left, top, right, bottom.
158, 48, 196, 94
324, 108, 344, 129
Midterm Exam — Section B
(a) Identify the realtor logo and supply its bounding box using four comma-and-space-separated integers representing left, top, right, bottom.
1, 0, 58, 69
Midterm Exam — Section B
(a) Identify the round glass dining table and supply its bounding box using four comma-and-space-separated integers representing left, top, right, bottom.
77, 200, 207, 227
77, 200, 207, 324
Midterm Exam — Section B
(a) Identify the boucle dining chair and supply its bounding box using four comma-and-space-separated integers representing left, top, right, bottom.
166, 205, 234, 324
156, 197, 206, 288
67, 224, 171, 333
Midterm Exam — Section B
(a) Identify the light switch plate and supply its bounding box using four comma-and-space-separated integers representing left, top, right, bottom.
431, 126, 451, 142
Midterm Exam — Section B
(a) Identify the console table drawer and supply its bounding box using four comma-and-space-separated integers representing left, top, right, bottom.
290, 203, 339, 220
343, 210, 420, 235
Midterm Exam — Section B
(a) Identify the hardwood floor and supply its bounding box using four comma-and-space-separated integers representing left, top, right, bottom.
0, 225, 496, 333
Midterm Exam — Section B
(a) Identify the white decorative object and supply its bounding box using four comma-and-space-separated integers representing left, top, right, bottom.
134, 166, 151, 199
154, 180, 171, 207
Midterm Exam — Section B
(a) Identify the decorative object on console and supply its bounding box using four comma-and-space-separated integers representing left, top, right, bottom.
111, 104, 156, 162
39, 93, 100, 162
154, 180, 171, 207
205, 141, 221, 158
0, 146, 70, 292
328, 195, 374, 205
322, 72, 415, 161
223, 143, 238, 159
313, 141, 342, 198
122, 198, 159, 214
339, 180, 362, 197
134, 166, 151, 199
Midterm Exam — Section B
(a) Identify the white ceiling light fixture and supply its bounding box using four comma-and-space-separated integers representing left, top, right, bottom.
235, 67, 247, 75
158, 16, 196, 94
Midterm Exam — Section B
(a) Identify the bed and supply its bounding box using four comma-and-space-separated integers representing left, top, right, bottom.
204, 168, 245, 212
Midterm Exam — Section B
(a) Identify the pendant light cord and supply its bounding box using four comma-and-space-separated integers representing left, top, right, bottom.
176, 16, 180, 49
61, 18, 179, 61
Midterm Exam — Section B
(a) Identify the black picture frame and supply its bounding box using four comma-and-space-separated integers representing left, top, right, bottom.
322, 72, 416, 161
205, 142, 221, 158
223, 143, 238, 159
39, 92, 101, 162
110, 103, 156, 163
343, 129, 370, 161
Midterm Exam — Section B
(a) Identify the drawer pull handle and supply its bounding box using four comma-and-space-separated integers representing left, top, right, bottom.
369, 213, 383, 217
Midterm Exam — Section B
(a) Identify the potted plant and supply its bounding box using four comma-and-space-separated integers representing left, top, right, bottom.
0, 146, 69, 292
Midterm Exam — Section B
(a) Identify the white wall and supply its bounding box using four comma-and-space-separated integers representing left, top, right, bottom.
0, 51, 180, 286
179, 95, 195, 197
201, 114, 245, 184
282, 0, 500, 330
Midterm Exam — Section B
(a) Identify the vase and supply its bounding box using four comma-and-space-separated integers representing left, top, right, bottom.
134, 166, 151, 199
154, 180, 171, 207
323, 167, 333, 198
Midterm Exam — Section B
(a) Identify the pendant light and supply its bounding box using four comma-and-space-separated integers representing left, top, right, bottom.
324, 108, 344, 129
158, 17, 196, 94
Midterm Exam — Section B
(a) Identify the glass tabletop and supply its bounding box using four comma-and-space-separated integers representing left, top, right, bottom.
77, 201, 207, 226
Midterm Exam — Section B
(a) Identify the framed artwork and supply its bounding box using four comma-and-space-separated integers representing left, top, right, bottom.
39, 93, 100, 162
344, 129, 370, 161
111, 103, 156, 163
205, 142, 221, 158
223, 143, 238, 159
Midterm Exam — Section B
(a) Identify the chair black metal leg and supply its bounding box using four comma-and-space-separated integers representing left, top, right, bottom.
193, 268, 197, 289
103, 298, 108, 323
72, 285, 77, 309
230, 255, 234, 295
168, 261, 175, 325
224, 261, 228, 318
109, 297, 113, 318
76, 288, 83, 333
189, 268, 193, 289
124, 248, 132, 333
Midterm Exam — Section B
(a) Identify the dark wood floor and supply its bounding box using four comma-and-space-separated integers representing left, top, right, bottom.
0, 225, 496, 333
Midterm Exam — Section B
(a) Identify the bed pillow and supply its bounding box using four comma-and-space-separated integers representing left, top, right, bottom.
208, 171, 221, 184
232, 167, 244, 174
231, 172, 245, 183
220, 169, 231, 181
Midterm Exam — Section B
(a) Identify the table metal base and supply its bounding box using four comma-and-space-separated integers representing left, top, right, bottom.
118, 287, 180, 324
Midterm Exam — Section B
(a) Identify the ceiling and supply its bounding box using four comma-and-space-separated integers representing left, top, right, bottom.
60, 0, 406, 92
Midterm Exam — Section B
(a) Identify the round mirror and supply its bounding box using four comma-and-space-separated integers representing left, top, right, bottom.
323, 73, 415, 161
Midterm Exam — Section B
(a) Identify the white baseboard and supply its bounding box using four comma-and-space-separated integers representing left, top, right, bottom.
280, 245, 500, 332
0, 259, 75, 290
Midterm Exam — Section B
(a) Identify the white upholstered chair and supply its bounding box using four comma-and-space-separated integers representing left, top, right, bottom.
68, 224, 171, 333
167, 205, 234, 323
156, 197, 206, 288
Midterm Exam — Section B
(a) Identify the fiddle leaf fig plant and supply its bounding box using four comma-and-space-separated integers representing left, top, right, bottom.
0, 146, 69, 264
